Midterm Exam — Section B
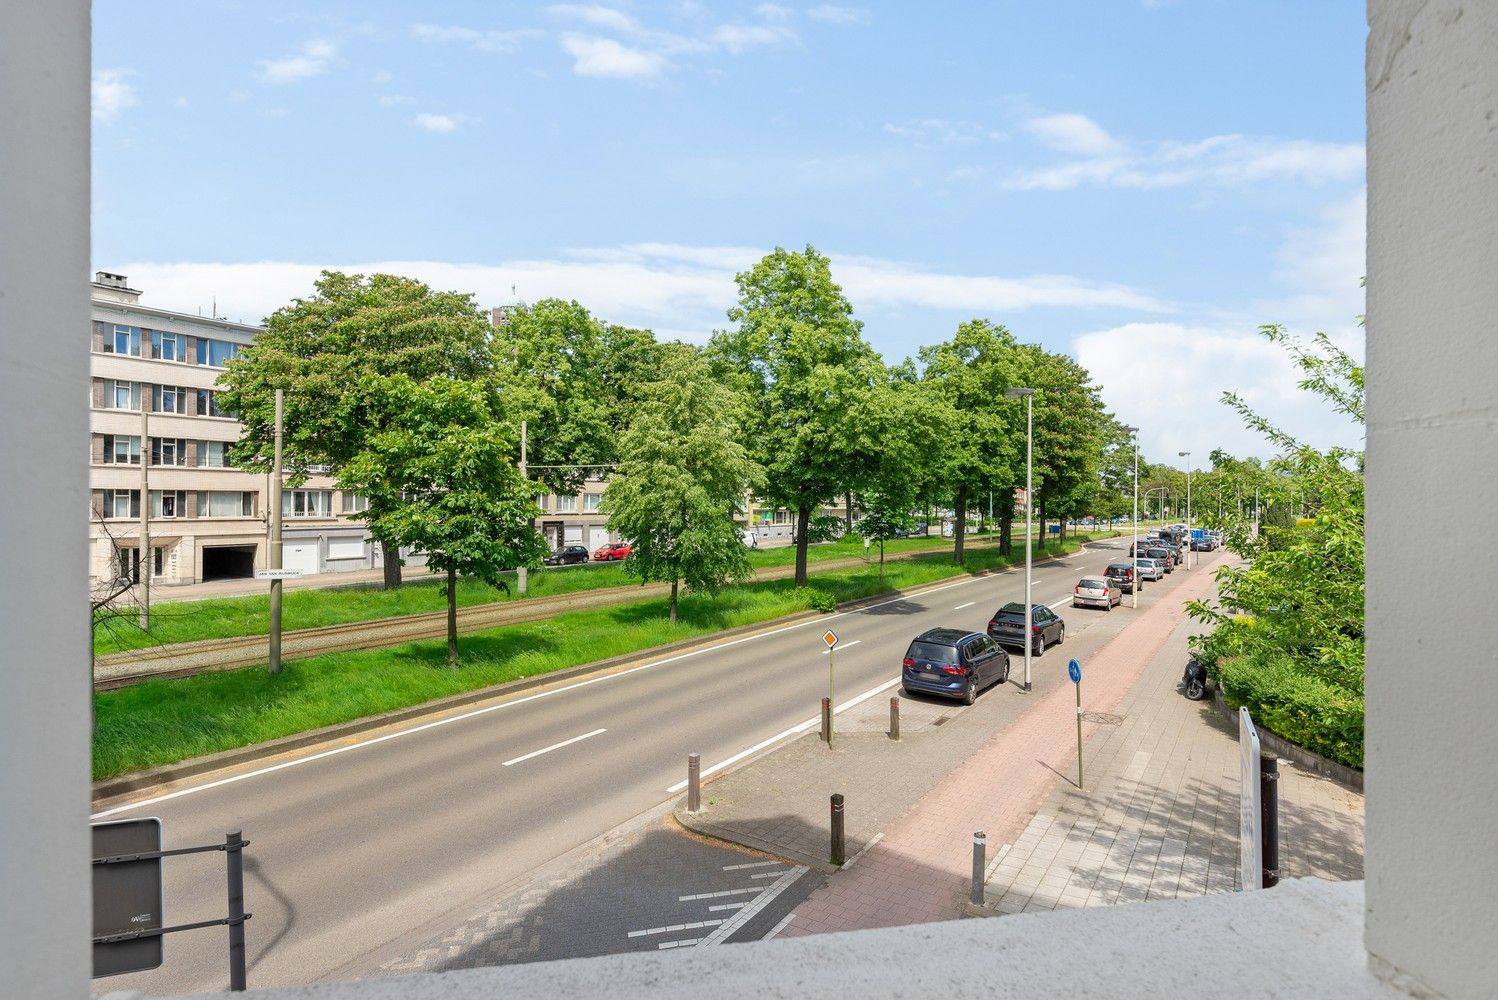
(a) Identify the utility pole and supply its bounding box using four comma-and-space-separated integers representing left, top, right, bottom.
517, 419, 529, 596
1123, 425, 1139, 609
138, 390, 150, 630
268, 389, 284, 675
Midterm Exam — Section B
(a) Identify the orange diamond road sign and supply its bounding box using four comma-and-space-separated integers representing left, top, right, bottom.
822, 630, 839, 648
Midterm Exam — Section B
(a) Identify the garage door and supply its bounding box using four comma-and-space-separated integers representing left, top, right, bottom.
281, 541, 319, 575
588, 526, 609, 550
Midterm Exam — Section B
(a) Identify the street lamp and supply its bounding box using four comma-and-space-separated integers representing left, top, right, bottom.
1005, 387, 1035, 692
1122, 425, 1140, 609
1178, 451, 1193, 568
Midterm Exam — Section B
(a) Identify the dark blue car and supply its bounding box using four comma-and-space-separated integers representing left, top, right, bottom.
901, 627, 1011, 705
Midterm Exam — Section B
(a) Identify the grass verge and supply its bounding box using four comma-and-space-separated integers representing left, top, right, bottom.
93, 535, 1098, 780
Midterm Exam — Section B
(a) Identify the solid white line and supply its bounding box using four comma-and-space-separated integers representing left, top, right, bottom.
665, 676, 903, 793
94, 547, 1097, 819
699, 865, 808, 946
749, 870, 787, 879
821, 639, 861, 654
953, 602, 975, 610
628, 919, 724, 938
501, 728, 606, 767
679, 887, 764, 902
722, 861, 782, 872
761, 913, 795, 941
656, 937, 703, 950
707, 902, 748, 912
1048, 599, 1071, 610
839, 831, 885, 871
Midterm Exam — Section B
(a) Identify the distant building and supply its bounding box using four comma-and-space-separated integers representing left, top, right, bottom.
88, 273, 376, 588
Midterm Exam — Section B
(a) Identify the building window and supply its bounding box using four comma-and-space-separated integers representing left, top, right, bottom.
198, 440, 230, 468
116, 545, 164, 583
150, 330, 185, 362
107, 325, 142, 357
102, 434, 141, 465
197, 490, 254, 517
150, 490, 185, 518
583, 493, 602, 513
556, 494, 578, 513
104, 379, 141, 410
283, 489, 333, 517
197, 338, 242, 367
151, 384, 187, 414
340, 492, 370, 514
103, 489, 140, 519
194, 388, 224, 417
774, 510, 789, 525
150, 438, 186, 467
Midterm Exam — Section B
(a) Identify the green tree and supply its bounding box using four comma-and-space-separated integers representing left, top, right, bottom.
1022, 346, 1108, 542
602, 346, 760, 624
216, 271, 493, 589
709, 245, 885, 587
341, 376, 547, 665
854, 376, 955, 579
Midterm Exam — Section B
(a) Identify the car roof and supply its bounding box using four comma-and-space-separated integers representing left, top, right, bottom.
914, 627, 983, 646
996, 602, 1046, 615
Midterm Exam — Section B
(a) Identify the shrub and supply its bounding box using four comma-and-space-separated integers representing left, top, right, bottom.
1216, 654, 1364, 769
803, 588, 838, 613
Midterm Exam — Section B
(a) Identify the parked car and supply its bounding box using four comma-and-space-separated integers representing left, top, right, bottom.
900, 628, 1010, 704
1135, 557, 1165, 581
543, 544, 590, 566
987, 601, 1066, 657
593, 541, 631, 561
1191, 534, 1214, 552
1073, 576, 1122, 610
1105, 562, 1141, 593
1144, 545, 1177, 571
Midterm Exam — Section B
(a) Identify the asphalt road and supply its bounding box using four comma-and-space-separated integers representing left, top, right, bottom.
91, 537, 1196, 996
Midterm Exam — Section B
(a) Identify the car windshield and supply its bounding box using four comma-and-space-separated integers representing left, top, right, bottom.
1079, 578, 1106, 589
908, 641, 958, 664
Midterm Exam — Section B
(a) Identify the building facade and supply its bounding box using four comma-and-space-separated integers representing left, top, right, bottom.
88, 273, 377, 588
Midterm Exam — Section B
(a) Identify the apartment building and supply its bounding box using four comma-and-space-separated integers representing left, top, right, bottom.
88, 273, 376, 588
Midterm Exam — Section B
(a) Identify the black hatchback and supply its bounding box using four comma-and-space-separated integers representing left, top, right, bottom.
543, 544, 590, 566
901, 628, 1010, 705
987, 602, 1066, 656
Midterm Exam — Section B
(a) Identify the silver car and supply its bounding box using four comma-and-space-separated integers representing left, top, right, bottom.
1073, 576, 1122, 610
1135, 557, 1165, 581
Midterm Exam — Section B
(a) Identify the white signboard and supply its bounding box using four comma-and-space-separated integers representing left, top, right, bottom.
1239, 707, 1263, 891
255, 568, 304, 580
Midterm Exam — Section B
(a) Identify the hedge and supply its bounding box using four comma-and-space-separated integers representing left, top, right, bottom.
1215, 654, 1364, 770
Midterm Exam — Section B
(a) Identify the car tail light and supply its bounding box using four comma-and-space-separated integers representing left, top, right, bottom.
1074, 585, 1080, 593
902, 657, 915, 668
942, 665, 965, 676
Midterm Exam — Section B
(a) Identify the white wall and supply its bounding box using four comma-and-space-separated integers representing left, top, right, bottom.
0, 2, 92, 996
1364, 2, 1498, 996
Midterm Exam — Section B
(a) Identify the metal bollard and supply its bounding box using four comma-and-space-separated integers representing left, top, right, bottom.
971, 831, 986, 905
687, 753, 701, 814
225, 830, 247, 992
821, 697, 832, 743
830, 794, 846, 865
889, 697, 900, 741
1260, 753, 1280, 887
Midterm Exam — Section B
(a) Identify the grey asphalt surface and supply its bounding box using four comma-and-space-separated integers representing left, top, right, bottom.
90, 535, 1186, 996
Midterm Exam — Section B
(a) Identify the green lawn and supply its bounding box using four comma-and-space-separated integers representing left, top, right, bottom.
93, 535, 1094, 779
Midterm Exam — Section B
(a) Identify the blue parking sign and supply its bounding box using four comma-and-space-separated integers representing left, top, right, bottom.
1067, 658, 1082, 684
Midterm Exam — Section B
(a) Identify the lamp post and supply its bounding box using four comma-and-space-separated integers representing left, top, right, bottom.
1123, 425, 1140, 609
1006, 387, 1035, 692
1178, 451, 1193, 568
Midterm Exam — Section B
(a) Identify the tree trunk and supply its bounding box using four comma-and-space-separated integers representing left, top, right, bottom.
794, 505, 811, 587
1037, 497, 1047, 552
670, 578, 679, 626
445, 566, 458, 667
999, 509, 1013, 556
879, 539, 885, 582
953, 485, 968, 565
844, 492, 853, 534
381, 539, 403, 590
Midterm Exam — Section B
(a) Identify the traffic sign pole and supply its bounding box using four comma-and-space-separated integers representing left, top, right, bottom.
1069, 659, 1084, 790
822, 629, 839, 747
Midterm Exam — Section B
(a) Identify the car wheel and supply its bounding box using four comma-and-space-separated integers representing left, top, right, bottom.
1000, 658, 1011, 683
963, 679, 978, 706
1056, 624, 1065, 646
1105, 600, 1112, 612
1033, 638, 1044, 658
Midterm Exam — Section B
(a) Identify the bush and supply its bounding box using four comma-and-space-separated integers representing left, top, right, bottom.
803, 588, 838, 613
1215, 654, 1364, 769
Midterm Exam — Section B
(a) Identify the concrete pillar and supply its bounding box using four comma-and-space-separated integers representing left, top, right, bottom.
1365, 2, 1498, 996
0, 2, 92, 996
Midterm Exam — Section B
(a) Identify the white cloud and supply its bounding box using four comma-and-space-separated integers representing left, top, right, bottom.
756, 4, 794, 20
807, 5, 868, 24
560, 35, 667, 78
546, 4, 641, 34
883, 118, 1006, 145
709, 23, 797, 53
258, 40, 336, 84
409, 23, 541, 53
413, 112, 479, 133
1023, 113, 1121, 156
92, 68, 138, 123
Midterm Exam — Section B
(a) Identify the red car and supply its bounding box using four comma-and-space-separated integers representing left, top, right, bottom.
593, 541, 631, 561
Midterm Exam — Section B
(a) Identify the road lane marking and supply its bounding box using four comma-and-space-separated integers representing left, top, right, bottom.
94, 549, 1108, 818
699, 865, 808, 946
628, 919, 724, 938
722, 861, 782, 871
708, 902, 748, 912
501, 728, 606, 767
679, 887, 764, 901
821, 639, 861, 654
761, 913, 795, 940
1048, 599, 1071, 609
665, 676, 903, 793
749, 870, 787, 879
657, 938, 703, 949
953, 602, 975, 610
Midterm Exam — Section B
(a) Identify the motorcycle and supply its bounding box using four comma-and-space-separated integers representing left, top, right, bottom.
1182, 658, 1209, 701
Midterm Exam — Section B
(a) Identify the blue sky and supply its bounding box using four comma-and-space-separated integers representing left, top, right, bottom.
92, 1, 1368, 462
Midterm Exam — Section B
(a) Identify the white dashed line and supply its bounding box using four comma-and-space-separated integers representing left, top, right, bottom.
657, 938, 703, 950
721, 861, 782, 871
699, 866, 809, 947
749, 870, 788, 879
679, 887, 764, 902
708, 902, 748, 912
501, 728, 606, 767
628, 919, 724, 939
822, 639, 861, 654
953, 602, 975, 610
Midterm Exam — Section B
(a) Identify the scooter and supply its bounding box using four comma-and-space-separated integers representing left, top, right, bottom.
1182, 658, 1209, 701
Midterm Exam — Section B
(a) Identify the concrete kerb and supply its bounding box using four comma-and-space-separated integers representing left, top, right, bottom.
1210, 687, 1364, 792
92, 540, 1095, 804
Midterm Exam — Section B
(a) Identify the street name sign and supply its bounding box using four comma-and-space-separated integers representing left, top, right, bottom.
1067, 658, 1082, 684
93, 817, 164, 978
255, 568, 303, 580
1239, 707, 1264, 890
822, 629, 839, 649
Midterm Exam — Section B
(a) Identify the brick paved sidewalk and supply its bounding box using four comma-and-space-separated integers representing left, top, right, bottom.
781, 551, 1239, 936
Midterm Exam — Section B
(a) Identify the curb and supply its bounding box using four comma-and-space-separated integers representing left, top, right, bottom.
673, 803, 841, 875
1210, 688, 1364, 792
92, 538, 1098, 804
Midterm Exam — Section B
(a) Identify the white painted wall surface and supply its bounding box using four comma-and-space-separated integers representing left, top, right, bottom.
0, 3, 93, 997
1365, 2, 1498, 996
